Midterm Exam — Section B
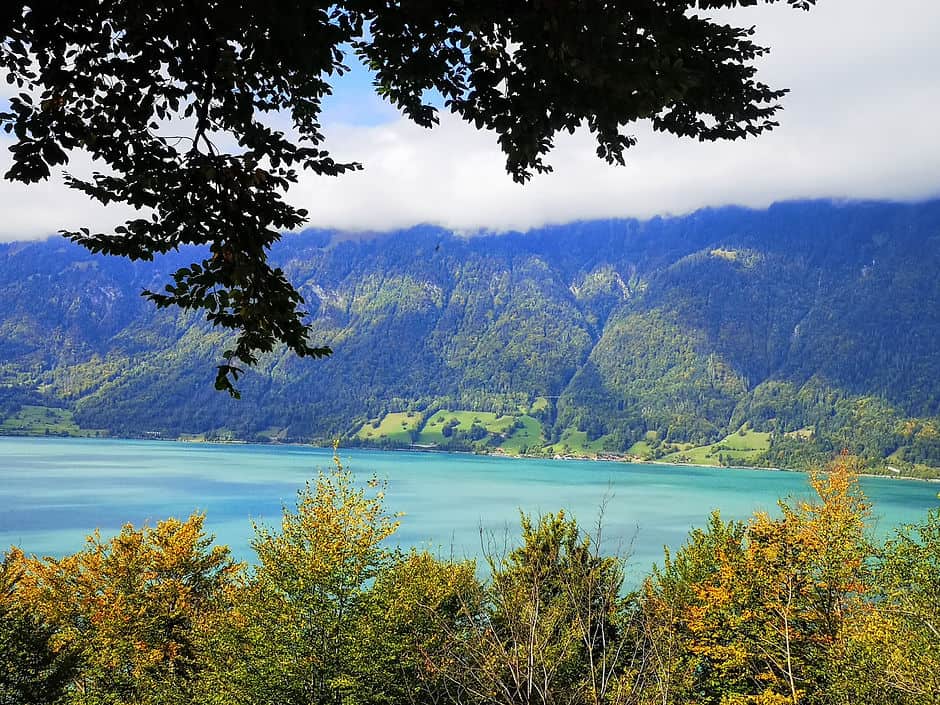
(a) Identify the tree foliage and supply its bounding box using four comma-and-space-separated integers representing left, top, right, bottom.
440, 511, 642, 705
6, 452, 940, 705
1, 0, 815, 393
11, 514, 237, 705
642, 454, 875, 704
850, 507, 940, 704
203, 449, 402, 705
6, 202, 940, 473
0, 556, 76, 705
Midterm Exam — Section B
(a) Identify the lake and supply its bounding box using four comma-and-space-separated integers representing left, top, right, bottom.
2, 436, 938, 579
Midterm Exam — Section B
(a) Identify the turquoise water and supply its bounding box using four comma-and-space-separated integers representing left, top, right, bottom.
1, 437, 938, 579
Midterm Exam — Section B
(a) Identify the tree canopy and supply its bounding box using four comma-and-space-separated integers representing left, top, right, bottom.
1, 0, 815, 394
7, 453, 940, 705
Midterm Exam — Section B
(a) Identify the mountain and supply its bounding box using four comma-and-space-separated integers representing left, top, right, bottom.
2, 199, 940, 475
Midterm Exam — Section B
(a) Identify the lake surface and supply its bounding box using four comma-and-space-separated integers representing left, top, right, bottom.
2, 437, 938, 580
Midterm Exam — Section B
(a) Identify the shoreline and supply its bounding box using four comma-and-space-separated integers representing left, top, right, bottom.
4, 431, 940, 484
390, 442, 940, 484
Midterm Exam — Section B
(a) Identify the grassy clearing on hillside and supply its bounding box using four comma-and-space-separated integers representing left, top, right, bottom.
785, 426, 815, 440
348, 411, 775, 466
627, 431, 664, 460
354, 409, 544, 451
544, 429, 611, 456
0, 405, 101, 437
497, 415, 544, 454
417, 410, 516, 444
529, 397, 550, 415
660, 426, 771, 466
355, 412, 424, 444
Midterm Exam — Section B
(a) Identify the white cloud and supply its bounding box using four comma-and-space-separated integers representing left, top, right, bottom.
295, 0, 940, 233
0, 153, 137, 240
2, 0, 940, 241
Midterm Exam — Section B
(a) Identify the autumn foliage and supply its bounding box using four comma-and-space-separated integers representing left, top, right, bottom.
3, 453, 938, 705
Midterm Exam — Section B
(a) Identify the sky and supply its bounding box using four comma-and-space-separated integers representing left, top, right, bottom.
1, 0, 939, 241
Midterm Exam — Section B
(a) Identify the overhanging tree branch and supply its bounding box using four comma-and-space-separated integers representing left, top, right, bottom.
1, 0, 816, 395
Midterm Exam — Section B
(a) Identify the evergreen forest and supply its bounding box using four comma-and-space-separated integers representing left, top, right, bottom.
2, 199, 940, 476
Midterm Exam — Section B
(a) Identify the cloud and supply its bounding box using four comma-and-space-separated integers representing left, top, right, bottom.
0, 153, 137, 240
2, 0, 940, 241
293, 0, 940, 233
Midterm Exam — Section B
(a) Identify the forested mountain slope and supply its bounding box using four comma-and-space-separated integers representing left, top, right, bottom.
2, 200, 940, 473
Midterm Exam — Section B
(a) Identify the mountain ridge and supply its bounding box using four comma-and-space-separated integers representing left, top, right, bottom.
2, 199, 940, 475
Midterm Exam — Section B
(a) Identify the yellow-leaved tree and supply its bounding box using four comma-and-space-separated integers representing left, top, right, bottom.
845, 505, 940, 704
10, 513, 237, 705
642, 453, 872, 705
0, 553, 78, 704
200, 448, 402, 705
